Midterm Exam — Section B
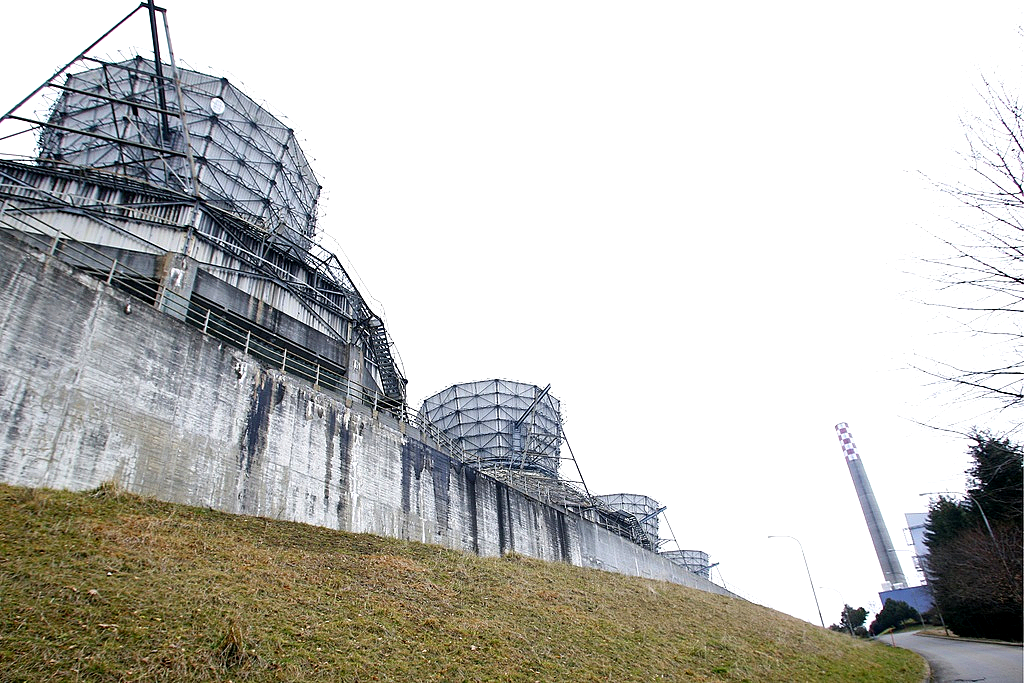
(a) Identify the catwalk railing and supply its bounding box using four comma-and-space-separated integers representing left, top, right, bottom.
0, 194, 657, 553
0, 159, 407, 407
0, 195, 397, 416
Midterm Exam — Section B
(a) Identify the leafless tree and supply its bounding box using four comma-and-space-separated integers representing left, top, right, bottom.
923, 523, 1023, 639
921, 79, 1023, 411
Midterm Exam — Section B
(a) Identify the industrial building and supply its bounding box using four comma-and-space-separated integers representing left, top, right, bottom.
419, 380, 673, 551
661, 550, 715, 580
835, 422, 907, 590
835, 423, 934, 614
0, 3, 721, 593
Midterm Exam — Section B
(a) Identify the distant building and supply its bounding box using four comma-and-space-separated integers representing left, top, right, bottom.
879, 584, 933, 616
906, 512, 929, 574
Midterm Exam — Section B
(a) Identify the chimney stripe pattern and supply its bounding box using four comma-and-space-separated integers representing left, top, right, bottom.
835, 422, 907, 589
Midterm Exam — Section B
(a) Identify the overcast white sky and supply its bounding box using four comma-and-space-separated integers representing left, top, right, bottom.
2, 1, 1022, 626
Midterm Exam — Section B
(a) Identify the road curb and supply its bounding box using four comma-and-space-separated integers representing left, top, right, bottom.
914, 631, 1023, 647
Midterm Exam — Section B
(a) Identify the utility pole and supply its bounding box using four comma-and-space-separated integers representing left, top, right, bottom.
769, 535, 825, 628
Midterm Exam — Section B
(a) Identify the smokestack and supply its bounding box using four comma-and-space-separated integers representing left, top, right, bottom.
835, 422, 907, 589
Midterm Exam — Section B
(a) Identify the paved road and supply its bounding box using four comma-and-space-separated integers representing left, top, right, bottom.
889, 630, 1023, 683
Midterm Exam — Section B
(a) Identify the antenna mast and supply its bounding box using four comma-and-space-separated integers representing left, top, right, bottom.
145, 0, 172, 146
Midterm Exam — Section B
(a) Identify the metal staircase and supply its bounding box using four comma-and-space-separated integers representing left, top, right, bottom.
361, 314, 406, 408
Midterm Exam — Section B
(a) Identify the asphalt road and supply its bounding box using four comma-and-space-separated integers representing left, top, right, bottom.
889, 630, 1023, 683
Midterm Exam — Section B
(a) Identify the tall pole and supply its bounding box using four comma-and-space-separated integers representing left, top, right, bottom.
920, 491, 1015, 601
769, 535, 825, 628
819, 585, 855, 635
835, 423, 907, 588
146, 0, 172, 145
920, 491, 999, 549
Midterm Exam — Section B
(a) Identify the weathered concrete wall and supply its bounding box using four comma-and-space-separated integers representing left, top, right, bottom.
0, 231, 731, 596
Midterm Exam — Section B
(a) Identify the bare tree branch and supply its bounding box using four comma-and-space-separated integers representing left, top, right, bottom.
921, 78, 1024, 410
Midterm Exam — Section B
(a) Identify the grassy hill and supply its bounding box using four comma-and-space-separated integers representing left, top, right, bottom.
0, 484, 924, 682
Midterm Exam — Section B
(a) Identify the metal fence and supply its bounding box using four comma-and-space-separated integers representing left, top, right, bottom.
0, 197, 400, 417
0, 192, 654, 551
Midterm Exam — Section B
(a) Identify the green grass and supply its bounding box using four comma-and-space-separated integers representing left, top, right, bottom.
0, 484, 925, 682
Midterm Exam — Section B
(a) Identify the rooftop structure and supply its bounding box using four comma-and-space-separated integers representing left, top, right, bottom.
594, 493, 664, 549
661, 549, 713, 579
0, 2, 704, 561
0, 2, 406, 410
905, 512, 929, 574
0, 5, 737, 599
38, 56, 320, 249
419, 379, 662, 550
420, 379, 563, 478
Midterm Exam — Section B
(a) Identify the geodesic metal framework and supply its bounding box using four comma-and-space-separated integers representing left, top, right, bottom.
661, 550, 712, 579
37, 56, 320, 249
419, 379, 562, 477
593, 493, 664, 549
416, 380, 662, 550
0, 2, 407, 409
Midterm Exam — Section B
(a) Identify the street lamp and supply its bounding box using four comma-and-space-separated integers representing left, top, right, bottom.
768, 535, 825, 628
919, 491, 1013, 593
918, 491, 997, 546
818, 585, 854, 635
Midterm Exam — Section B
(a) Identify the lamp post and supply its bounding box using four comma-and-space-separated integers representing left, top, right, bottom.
768, 535, 825, 628
818, 585, 854, 635
919, 491, 1014, 599
918, 491, 997, 546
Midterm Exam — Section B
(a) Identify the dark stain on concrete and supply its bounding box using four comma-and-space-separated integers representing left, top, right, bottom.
400, 438, 425, 515
240, 371, 273, 475
547, 506, 572, 563
334, 409, 352, 519
82, 420, 111, 454
431, 450, 451, 534
3, 385, 27, 448
558, 510, 572, 561
324, 403, 336, 513
464, 465, 479, 554
400, 440, 412, 515
496, 481, 513, 555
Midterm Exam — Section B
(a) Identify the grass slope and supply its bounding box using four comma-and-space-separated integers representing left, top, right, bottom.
0, 485, 924, 682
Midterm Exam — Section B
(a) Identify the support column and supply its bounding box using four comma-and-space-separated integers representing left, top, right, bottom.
345, 342, 364, 408
155, 251, 197, 321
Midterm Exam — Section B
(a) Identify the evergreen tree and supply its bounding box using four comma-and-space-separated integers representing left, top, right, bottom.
923, 432, 1023, 641
966, 433, 1024, 524
869, 599, 920, 636
829, 605, 868, 636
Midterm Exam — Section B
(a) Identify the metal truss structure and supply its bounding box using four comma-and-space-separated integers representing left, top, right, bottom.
418, 379, 660, 550
0, 2, 407, 409
420, 379, 563, 478
661, 549, 713, 579
594, 493, 665, 550
38, 56, 320, 250
0, 3, 681, 555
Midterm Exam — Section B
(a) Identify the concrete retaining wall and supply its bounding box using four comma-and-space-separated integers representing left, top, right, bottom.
0, 231, 731, 596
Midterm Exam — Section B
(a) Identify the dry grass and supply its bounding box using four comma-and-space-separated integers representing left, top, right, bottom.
0, 484, 924, 682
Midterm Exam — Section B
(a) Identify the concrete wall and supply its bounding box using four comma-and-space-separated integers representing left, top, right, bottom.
0, 230, 732, 596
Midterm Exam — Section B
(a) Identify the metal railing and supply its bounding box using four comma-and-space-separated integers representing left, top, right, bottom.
0, 190, 653, 550
1, 159, 408, 405
0, 197, 403, 419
